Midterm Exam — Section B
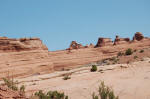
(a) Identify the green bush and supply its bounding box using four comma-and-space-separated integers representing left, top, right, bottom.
92, 93, 99, 99
139, 49, 144, 53
134, 49, 137, 52
91, 65, 97, 72
125, 48, 133, 55
34, 90, 68, 99
109, 57, 119, 64
134, 56, 138, 59
117, 52, 124, 57
20, 85, 25, 93
92, 81, 119, 99
63, 75, 71, 80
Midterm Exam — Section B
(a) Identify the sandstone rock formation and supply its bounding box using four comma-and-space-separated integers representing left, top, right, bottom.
0, 37, 53, 79
0, 32, 149, 79
0, 37, 48, 52
68, 41, 84, 50
50, 32, 150, 71
95, 38, 113, 47
84, 43, 94, 48
114, 35, 130, 45
133, 32, 144, 41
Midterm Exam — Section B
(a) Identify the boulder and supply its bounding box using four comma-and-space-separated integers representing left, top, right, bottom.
133, 32, 144, 41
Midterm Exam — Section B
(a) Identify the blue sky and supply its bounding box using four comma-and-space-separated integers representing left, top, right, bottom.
0, 0, 150, 51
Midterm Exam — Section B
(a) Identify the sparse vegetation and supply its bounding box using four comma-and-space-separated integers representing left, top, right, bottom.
140, 49, 144, 53
91, 65, 97, 72
2, 77, 18, 91
117, 52, 124, 57
20, 85, 25, 93
2, 77, 26, 95
134, 49, 137, 52
109, 57, 119, 64
92, 81, 119, 99
134, 56, 138, 59
63, 75, 71, 80
34, 90, 68, 99
125, 48, 133, 55
92, 93, 99, 99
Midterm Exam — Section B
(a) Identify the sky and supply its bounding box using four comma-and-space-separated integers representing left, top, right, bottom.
0, 0, 150, 51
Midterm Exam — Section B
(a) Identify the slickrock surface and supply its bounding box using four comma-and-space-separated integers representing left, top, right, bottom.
12, 58, 150, 99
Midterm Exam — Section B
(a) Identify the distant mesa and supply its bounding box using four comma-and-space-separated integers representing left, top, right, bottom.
0, 37, 48, 51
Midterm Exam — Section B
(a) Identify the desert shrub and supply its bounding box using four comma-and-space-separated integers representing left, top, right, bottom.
125, 48, 133, 55
34, 90, 68, 99
20, 85, 25, 93
139, 49, 144, 53
92, 93, 99, 99
2, 77, 26, 94
106, 63, 110, 65
134, 56, 138, 59
117, 52, 124, 57
63, 75, 71, 80
109, 57, 119, 64
134, 49, 137, 52
2, 77, 18, 91
91, 65, 97, 72
92, 81, 119, 99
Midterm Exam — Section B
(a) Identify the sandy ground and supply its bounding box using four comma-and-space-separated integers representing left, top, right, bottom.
7, 57, 150, 99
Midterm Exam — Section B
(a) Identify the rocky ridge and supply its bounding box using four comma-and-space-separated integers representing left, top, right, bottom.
0, 32, 149, 79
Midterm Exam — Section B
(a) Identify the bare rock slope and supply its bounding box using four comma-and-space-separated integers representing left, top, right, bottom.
0, 37, 53, 79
